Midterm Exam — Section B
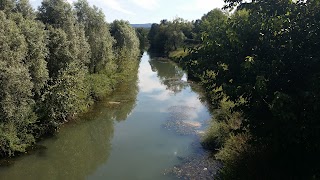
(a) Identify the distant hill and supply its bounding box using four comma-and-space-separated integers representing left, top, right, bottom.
131, 23, 152, 28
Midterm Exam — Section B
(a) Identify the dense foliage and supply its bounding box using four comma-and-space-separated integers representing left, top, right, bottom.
150, 0, 320, 179
135, 27, 150, 53
0, 0, 140, 157
148, 18, 194, 55
110, 20, 140, 75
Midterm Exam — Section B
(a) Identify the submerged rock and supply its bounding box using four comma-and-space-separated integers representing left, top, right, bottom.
184, 121, 202, 128
164, 120, 198, 135
163, 106, 220, 179
163, 105, 203, 135
164, 152, 221, 180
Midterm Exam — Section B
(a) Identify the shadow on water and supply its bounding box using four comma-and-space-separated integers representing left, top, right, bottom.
103, 71, 139, 122
0, 68, 139, 180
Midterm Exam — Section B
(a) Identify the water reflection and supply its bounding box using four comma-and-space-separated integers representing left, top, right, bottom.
106, 70, 139, 122
139, 54, 208, 123
0, 52, 211, 180
0, 68, 139, 180
149, 59, 187, 94
0, 105, 113, 179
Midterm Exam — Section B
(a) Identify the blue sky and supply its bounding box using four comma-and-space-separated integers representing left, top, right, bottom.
30, 0, 225, 23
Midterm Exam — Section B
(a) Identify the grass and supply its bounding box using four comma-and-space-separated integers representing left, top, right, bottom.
169, 48, 189, 59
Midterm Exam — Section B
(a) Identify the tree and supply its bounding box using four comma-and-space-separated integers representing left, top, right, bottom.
38, 0, 91, 124
0, 0, 141, 157
0, 11, 36, 156
15, 0, 35, 18
0, 0, 15, 14
148, 18, 194, 54
135, 27, 149, 51
74, 0, 115, 74
182, 0, 320, 178
12, 13, 49, 99
110, 20, 140, 74
165, 18, 188, 51
148, 22, 167, 54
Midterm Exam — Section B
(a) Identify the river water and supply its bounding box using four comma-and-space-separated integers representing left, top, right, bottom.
0, 52, 211, 180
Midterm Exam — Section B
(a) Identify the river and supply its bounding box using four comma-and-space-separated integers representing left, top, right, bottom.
0, 52, 212, 180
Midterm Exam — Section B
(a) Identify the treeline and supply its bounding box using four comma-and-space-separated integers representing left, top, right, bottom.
135, 27, 150, 53
148, 18, 195, 55
0, 0, 140, 157
149, 0, 320, 179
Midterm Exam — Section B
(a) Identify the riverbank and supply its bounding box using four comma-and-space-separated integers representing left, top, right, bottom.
0, 52, 215, 180
0, 0, 142, 158
164, 48, 249, 179
165, 44, 316, 179
0, 56, 140, 162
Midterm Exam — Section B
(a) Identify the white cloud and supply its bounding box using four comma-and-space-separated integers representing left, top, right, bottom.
130, 0, 159, 10
30, 0, 134, 15
150, 91, 172, 101
179, 0, 224, 12
138, 59, 164, 93
96, 0, 135, 15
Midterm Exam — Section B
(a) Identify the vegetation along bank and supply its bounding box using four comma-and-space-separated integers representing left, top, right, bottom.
0, 0, 140, 157
148, 0, 320, 179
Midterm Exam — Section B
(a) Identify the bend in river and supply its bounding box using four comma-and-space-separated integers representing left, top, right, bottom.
0, 52, 212, 180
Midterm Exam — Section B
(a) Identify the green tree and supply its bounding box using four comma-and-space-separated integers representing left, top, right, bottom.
110, 20, 140, 74
135, 27, 149, 52
74, 0, 115, 74
0, 0, 141, 157
38, 0, 91, 124
0, 11, 36, 156
182, 0, 320, 178
15, 0, 35, 18
148, 22, 167, 54
148, 18, 194, 55
0, 0, 15, 14
12, 14, 49, 99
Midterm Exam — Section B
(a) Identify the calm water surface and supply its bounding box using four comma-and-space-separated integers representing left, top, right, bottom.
0, 52, 211, 180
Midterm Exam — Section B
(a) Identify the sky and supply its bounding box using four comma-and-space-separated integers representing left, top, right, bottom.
30, 0, 225, 24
